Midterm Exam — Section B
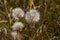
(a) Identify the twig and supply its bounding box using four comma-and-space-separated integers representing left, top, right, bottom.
0, 20, 8, 23
34, 5, 41, 9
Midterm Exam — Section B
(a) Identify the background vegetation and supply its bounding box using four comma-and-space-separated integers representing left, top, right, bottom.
0, 0, 60, 40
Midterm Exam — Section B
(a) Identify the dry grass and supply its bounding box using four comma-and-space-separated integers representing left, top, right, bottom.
0, 0, 60, 40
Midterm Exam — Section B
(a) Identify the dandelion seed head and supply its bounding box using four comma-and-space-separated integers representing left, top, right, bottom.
12, 22, 24, 31
25, 9, 40, 23
11, 31, 18, 39
12, 8, 25, 20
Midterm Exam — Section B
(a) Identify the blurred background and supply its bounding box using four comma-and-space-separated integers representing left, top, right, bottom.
0, 0, 60, 40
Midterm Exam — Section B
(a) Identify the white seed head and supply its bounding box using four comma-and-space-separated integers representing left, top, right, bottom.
11, 31, 18, 39
12, 22, 24, 31
12, 8, 25, 20
25, 9, 40, 23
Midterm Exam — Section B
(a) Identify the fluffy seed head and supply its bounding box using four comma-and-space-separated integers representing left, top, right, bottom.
11, 31, 18, 39
12, 22, 24, 31
25, 9, 40, 23
12, 8, 25, 20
